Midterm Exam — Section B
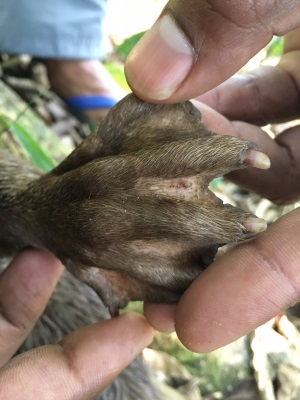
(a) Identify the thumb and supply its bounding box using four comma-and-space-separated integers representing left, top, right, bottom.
125, 0, 300, 102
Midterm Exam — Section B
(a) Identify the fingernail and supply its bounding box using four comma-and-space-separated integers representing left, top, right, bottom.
243, 217, 267, 233
245, 150, 271, 170
125, 15, 193, 100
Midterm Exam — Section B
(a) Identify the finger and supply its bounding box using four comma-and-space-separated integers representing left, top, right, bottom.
195, 101, 300, 204
0, 312, 153, 400
125, 0, 300, 102
174, 209, 300, 352
228, 123, 300, 204
193, 100, 240, 133
144, 303, 176, 334
196, 65, 300, 125
0, 249, 63, 365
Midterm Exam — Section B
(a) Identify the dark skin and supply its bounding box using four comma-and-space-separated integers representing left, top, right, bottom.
125, 0, 300, 103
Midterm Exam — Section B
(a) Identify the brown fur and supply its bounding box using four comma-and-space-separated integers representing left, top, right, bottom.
0, 94, 258, 313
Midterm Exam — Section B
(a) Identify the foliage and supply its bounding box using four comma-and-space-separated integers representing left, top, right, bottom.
265, 36, 283, 58
151, 332, 250, 399
104, 62, 131, 92
104, 31, 147, 92
116, 31, 146, 58
0, 114, 55, 172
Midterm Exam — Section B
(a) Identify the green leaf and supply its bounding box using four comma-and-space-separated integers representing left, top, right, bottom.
0, 115, 56, 171
116, 31, 146, 58
104, 63, 131, 92
266, 36, 283, 58
209, 177, 223, 191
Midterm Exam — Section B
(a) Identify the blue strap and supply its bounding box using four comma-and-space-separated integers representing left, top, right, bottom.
63, 95, 118, 110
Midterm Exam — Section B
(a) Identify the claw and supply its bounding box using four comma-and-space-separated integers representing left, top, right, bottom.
244, 149, 271, 170
243, 217, 267, 233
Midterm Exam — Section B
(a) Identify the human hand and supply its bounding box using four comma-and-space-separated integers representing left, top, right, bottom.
0, 249, 153, 399
141, 98, 300, 352
144, 208, 300, 352
125, 0, 300, 103
140, 27, 300, 353
141, 99, 300, 352
195, 27, 300, 205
